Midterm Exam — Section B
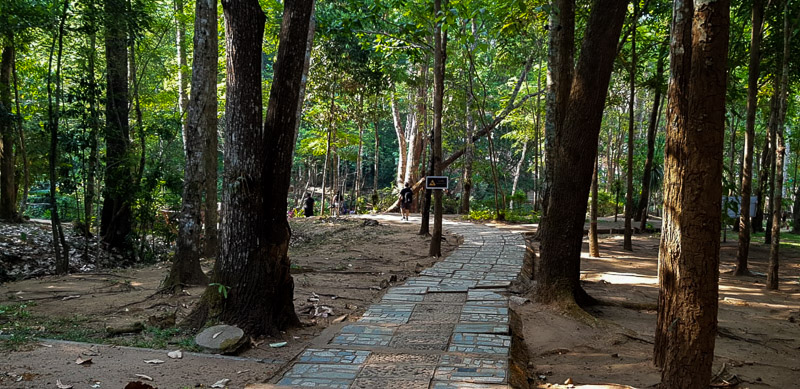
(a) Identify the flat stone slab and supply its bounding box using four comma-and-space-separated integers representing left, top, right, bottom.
453, 323, 509, 334
277, 377, 352, 388
297, 348, 370, 364
432, 382, 510, 388
423, 293, 467, 303
280, 363, 362, 380
449, 333, 511, 355
435, 355, 508, 384
358, 304, 415, 324
409, 304, 462, 323
382, 293, 425, 302
388, 286, 429, 294
467, 290, 506, 301
357, 364, 435, 378
194, 324, 246, 354
352, 378, 431, 388
366, 353, 440, 365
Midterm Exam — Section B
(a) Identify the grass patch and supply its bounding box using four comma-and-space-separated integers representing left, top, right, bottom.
751, 231, 800, 251
0, 303, 200, 352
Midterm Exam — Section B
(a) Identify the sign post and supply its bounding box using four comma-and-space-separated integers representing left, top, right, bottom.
425, 176, 449, 190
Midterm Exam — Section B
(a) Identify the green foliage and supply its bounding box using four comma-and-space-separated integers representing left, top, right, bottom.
209, 283, 231, 299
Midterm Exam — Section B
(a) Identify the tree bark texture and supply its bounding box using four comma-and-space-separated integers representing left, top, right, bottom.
101, 0, 133, 250
391, 93, 407, 190
541, 0, 575, 219
0, 45, 17, 221
735, 0, 764, 276
535, 0, 627, 304
653, 2, 728, 388
197, 0, 312, 336
166, 0, 217, 289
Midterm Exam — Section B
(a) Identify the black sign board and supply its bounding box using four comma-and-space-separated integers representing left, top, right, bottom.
425, 176, 449, 190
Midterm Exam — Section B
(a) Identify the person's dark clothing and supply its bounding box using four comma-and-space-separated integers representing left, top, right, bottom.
304, 196, 315, 217
400, 187, 413, 210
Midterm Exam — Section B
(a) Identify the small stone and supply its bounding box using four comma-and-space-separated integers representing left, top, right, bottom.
564, 378, 573, 384
509, 296, 529, 305
195, 325, 247, 354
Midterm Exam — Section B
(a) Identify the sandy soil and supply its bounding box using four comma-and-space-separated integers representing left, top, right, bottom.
515, 233, 800, 389
0, 216, 459, 389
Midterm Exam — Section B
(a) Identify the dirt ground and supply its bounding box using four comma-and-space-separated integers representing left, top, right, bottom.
0, 216, 459, 388
514, 233, 800, 389
2, 215, 799, 389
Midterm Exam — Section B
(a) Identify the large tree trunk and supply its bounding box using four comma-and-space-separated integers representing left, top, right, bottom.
165, 0, 217, 289
0, 45, 18, 221
11, 47, 30, 216
541, 0, 575, 220
429, 0, 446, 257
623, 9, 636, 251
638, 50, 665, 232
188, 0, 313, 336
735, 0, 765, 276
653, 1, 728, 387
535, 0, 627, 305
102, 0, 133, 250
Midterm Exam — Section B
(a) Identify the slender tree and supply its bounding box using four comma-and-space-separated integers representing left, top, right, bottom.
623, 0, 637, 251
0, 44, 16, 221
638, 50, 665, 233
654, 1, 729, 387
165, 0, 218, 290
429, 0, 446, 257
735, 0, 765, 276
589, 155, 599, 257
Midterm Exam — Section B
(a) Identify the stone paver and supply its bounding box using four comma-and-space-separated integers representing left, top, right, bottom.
274, 215, 525, 388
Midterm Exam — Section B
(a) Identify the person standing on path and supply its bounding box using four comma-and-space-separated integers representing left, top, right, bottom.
399, 182, 413, 221
303, 192, 315, 217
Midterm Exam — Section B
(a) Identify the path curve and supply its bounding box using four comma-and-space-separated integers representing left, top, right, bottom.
273, 214, 525, 388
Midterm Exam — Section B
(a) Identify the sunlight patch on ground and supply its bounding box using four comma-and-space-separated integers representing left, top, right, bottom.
583, 272, 658, 286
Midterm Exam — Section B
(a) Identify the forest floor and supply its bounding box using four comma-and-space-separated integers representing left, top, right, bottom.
0, 216, 460, 388
0, 216, 798, 388
513, 230, 800, 389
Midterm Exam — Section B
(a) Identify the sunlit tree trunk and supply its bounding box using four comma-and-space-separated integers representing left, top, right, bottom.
510, 142, 528, 210
589, 155, 599, 257
654, 1, 728, 387
391, 93, 407, 190
429, 0, 446, 257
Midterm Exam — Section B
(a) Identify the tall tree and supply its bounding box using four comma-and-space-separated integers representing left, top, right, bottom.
735, 0, 765, 276
0, 44, 16, 221
165, 0, 218, 290
589, 155, 599, 257
623, 2, 637, 251
429, 0, 446, 257
653, 1, 729, 387
535, 0, 627, 304
188, 0, 314, 336
101, 0, 133, 250
638, 49, 666, 232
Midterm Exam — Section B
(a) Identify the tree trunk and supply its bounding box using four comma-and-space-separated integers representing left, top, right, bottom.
176, 0, 188, 121
355, 93, 363, 213
102, 0, 133, 250
0, 45, 18, 221
460, 21, 476, 215
429, 0, 446, 257
391, 93, 407, 190
623, 9, 636, 251
653, 2, 728, 388
84, 27, 99, 236
510, 142, 528, 210
767, 0, 792, 290
203, 88, 219, 257
723, 111, 737, 242
541, 0, 575, 219
735, 0, 764, 276
589, 155, 599, 257
165, 0, 217, 289
638, 50, 665, 232
373, 93, 379, 203
189, 0, 313, 336
11, 47, 29, 216
536, 0, 627, 304
755, 93, 777, 237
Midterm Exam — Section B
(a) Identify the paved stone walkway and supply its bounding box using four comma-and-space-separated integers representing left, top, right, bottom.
274, 215, 525, 388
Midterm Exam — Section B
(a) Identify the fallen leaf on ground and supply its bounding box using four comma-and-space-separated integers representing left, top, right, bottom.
269, 342, 287, 348
61, 295, 81, 301
237, 370, 250, 374
167, 350, 182, 359
212, 331, 223, 339
332, 314, 348, 323
211, 378, 231, 388
75, 357, 93, 365
83, 345, 100, 356
144, 359, 164, 364
56, 379, 73, 389
134, 374, 153, 381
39, 343, 53, 348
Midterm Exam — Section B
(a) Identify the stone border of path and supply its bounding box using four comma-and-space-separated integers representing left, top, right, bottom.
270, 215, 526, 388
